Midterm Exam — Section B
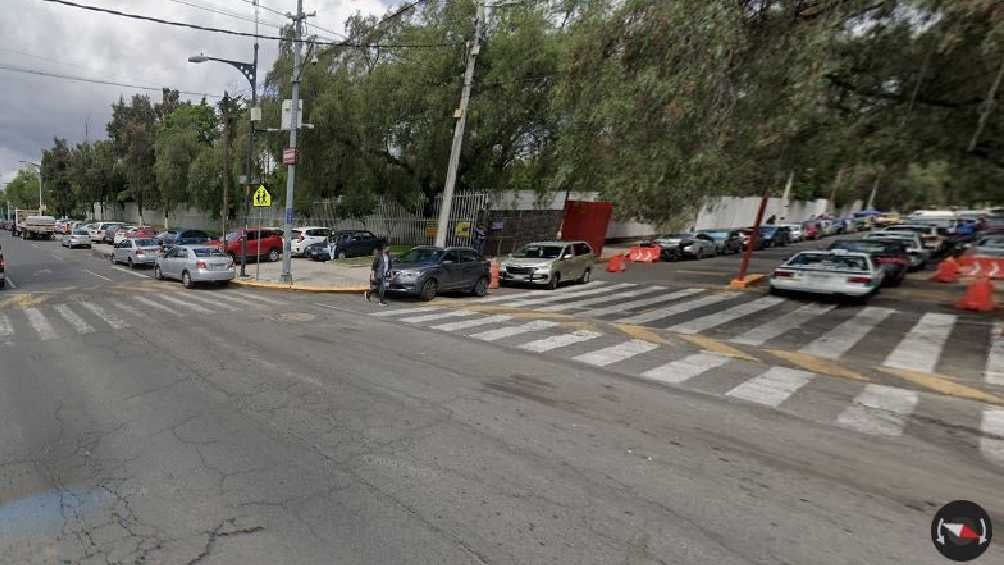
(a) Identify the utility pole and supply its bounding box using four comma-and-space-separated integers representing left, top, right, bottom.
280, 0, 307, 283
221, 91, 232, 246
435, 0, 484, 248
242, 0, 260, 278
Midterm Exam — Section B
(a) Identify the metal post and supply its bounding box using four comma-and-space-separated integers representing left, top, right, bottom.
280, 0, 304, 283
221, 91, 230, 250
242, 1, 259, 278
435, 0, 484, 248
733, 188, 769, 284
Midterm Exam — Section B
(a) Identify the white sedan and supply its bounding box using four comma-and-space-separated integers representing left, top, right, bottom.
770, 250, 883, 297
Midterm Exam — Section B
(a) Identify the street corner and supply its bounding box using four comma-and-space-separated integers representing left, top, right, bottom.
231, 277, 369, 294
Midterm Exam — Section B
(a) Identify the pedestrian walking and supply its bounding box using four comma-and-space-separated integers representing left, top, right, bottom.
473, 224, 488, 256
365, 244, 392, 305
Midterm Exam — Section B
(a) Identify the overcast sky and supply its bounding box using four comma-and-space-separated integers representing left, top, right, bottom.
0, 0, 393, 187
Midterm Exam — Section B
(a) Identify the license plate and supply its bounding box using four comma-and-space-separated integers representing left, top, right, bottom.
510, 274, 528, 281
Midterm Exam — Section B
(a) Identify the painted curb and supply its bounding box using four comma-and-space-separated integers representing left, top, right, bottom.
728, 274, 767, 289
231, 278, 368, 294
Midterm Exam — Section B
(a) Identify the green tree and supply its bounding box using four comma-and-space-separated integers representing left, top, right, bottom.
4, 169, 40, 210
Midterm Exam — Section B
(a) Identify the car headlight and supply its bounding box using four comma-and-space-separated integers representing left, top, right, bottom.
534, 265, 550, 272
396, 270, 420, 282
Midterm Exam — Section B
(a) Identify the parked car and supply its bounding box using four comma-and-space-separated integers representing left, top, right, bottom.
758, 225, 791, 247
62, 228, 92, 249
778, 224, 803, 243
737, 228, 766, 251
864, 231, 929, 269
127, 225, 157, 239
158, 228, 212, 249
964, 235, 1004, 258
111, 238, 161, 269
827, 239, 909, 286
290, 226, 333, 257
873, 212, 901, 227
389, 246, 491, 300
698, 229, 744, 254
651, 233, 717, 259
223, 228, 284, 262
103, 223, 133, 244
303, 241, 332, 262
329, 230, 387, 260
801, 221, 820, 240
90, 222, 123, 241
770, 250, 884, 298
500, 241, 595, 289
112, 225, 138, 245
0, 243, 5, 289
154, 244, 235, 288
880, 224, 949, 253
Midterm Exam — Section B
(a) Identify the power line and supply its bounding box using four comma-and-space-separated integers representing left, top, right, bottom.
164, 0, 284, 30
37, 0, 454, 48
0, 63, 221, 98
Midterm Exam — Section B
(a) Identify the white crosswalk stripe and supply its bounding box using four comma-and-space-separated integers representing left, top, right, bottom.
470, 320, 561, 342
431, 315, 512, 332
24, 308, 57, 341
980, 408, 1004, 466
133, 296, 180, 315
640, 352, 731, 384
536, 285, 666, 312
212, 291, 272, 308
401, 310, 477, 324
726, 367, 814, 407
222, 290, 286, 305
667, 296, 785, 335
473, 281, 612, 303
836, 384, 918, 436
504, 283, 636, 308
985, 322, 1004, 386
729, 303, 835, 346
158, 294, 215, 314
799, 307, 895, 359
883, 313, 956, 373
517, 330, 602, 353
55, 304, 94, 335
0, 313, 12, 338
616, 292, 739, 325
182, 292, 240, 312
586, 288, 704, 318
573, 339, 659, 367
370, 306, 441, 317
104, 300, 142, 326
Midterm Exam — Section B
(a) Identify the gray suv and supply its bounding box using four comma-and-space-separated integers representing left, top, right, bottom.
500, 241, 595, 289
388, 246, 490, 301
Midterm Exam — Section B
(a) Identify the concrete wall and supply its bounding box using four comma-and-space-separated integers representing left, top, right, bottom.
694, 197, 863, 231
91, 202, 219, 231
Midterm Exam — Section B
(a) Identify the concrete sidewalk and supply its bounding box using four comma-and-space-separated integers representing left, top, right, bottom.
234, 257, 371, 292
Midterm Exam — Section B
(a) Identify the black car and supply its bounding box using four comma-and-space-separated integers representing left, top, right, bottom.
304, 242, 331, 262
758, 225, 791, 248
388, 246, 490, 301
330, 230, 388, 259
157, 228, 212, 249
698, 229, 744, 255
827, 239, 910, 286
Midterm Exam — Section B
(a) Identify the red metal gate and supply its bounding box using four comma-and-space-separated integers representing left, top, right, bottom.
561, 200, 613, 257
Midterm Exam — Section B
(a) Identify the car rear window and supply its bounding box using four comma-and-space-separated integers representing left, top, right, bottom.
306, 228, 328, 236
135, 239, 158, 247
513, 245, 564, 259
831, 242, 887, 254
788, 253, 868, 271
72, 230, 89, 235
193, 248, 227, 257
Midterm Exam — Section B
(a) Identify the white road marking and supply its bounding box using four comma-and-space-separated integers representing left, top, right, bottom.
101, 301, 139, 327
221, 290, 287, 305
573, 339, 659, 367
24, 307, 57, 341
517, 329, 602, 353
883, 313, 956, 373
400, 310, 477, 324
536, 285, 666, 312
726, 367, 814, 407
616, 292, 739, 325
472, 281, 611, 303
132, 296, 180, 315
370, 307, 441, 317
470, 320, 561, 341
504, 283, 637, 308
114, 266, 151, 278
985, 322, 1004, 386
668, 296, 785, 335
181, 292, 240, 311
0, 313, 12, 337
640, 352, 731, 384
729, 303, 836, 346
799, 307, 895, 359
54, 304, 94, 334
431, 315, 512, 332
980, 408, 1004, 466
836, 384, 918, 436
158, 293, 214, 314
3, 276, 15, 289
82, 269, 112, 281
585, 288, 704, 318
212, 291, 269, 309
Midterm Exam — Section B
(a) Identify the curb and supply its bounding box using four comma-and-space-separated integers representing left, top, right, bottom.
231, 278, 368, 294
728, 274, 767, 289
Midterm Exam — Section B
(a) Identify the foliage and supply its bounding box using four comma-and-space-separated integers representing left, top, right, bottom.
3, 169, 40, 210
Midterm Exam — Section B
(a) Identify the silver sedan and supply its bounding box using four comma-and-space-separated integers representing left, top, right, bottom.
62, 229, 92, 248
154, 244, 235, 288
111, 238, 161, 268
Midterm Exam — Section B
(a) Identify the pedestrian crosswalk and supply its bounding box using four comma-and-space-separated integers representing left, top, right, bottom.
366, 302, 1004, 467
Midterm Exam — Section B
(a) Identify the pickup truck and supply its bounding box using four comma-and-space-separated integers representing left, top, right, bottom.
18, 215, 56, 240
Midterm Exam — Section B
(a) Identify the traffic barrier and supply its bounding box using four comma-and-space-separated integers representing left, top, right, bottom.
958, 256, 1004, 280
628, 245, 661, 263
930, 257, 960, 283
956, 277, 996, 312
606, 254, 628, 272
489, 258, 500, 289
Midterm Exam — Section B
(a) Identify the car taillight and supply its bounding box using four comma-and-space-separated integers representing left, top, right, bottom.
773, 270, 794, 278
848, 276, 872, 284
136, 251, 144, 256
196, 260, 207, 269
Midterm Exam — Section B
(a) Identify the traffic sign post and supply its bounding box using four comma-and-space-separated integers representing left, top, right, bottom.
252, 185, 271, 208
282, 148, 298, 166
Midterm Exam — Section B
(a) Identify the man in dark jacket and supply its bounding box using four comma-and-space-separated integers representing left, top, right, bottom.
365, 244, 392, 305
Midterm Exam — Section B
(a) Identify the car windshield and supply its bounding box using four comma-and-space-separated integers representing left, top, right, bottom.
399, 248, 445, 263
135, 239, 158, 247
788, 253, 869, 271
192, 248, 227, 257
700, 231, 728, 239
512, 245, 564, 259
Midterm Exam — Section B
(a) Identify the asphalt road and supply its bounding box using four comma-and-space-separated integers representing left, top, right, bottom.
0, 231, 1001, 564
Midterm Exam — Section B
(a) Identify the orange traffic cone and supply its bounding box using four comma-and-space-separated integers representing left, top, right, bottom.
930, 257, 960, 283
606, 254, 628, 273
956, 277, 996, 312
489, 258, 500, 289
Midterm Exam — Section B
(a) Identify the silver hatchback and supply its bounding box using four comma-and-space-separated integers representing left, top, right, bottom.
111, 238, 161, 268
154, 244, 235, 288
500, 241, 595, 289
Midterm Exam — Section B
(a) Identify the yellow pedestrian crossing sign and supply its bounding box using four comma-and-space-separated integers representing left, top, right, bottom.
252, 184, 271, 207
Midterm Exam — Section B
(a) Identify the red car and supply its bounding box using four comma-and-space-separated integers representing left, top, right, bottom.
801, 221, 820, 240
223, 227, 285, 262
128, 226, 158, 239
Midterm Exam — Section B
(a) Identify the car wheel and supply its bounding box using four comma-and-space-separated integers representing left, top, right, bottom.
268, 248, 280, 262
182, 270, 195, 289
547, 272, 560, 290
579, 268, 591, 284
127, 258, 134, 269
109, 254, 116, 264
337, 250, 347, 260
695, 248, 703, 260
0, 279, 4, 289
153, 266, 163, 280
768, 285, 786, 298
471, 277, 489, 297
419, 278, 438, 301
